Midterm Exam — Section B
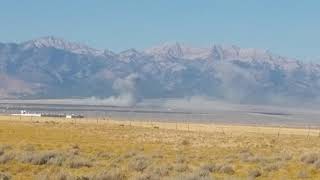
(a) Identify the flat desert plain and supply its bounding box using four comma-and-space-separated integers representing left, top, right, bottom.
0, 115, 320, 179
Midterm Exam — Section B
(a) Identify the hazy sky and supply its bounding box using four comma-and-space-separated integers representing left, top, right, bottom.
0, 1, 319, 60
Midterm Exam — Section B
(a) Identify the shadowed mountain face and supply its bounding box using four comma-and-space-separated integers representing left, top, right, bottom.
1, 36, 320, 104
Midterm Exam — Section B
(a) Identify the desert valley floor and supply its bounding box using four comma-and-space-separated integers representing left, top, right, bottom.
1, 115, 320, 179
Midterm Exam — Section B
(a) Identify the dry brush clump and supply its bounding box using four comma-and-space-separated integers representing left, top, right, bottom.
0, 172, 11, 180
248, 169, 262, 179
17, 151, 61, 165
300, 152, 320, 164
89, 168, 126, 180
170, 170, 212, 180
130, 172, 160, 180
218, 164, 235, 175
300, 152, 320, 170
174, 163, 190, 173
180, 139, 191, 146
124, 150, 139, 159
20, 144, 36, 151
314, 160, 320, 169
297, 170, 310, 179
262, 162, 283, 172
129, 155, 150, 172
149, 165, 172, 177
0, 144, 12, 151
0, 152, 14, 164
240, 151, 262, 163
35, 170, 75, 180
67, 156, 93, 168
96, 151, 114, 160
47, 154, 67, 166
0, 145, 14, 164
199, 163, 216, 173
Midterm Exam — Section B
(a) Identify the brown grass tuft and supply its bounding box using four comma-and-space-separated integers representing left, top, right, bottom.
129, 155, 150, 172
0, 172, 11, 180
300, 152, 319, 164
219, 164, 235, 174
90, 168, 126, 180
248, 169, 262, 179
17, 151, 59, 165
67, 156, 93, 168
0, 153, 14, 164
174, 163, 189, 173
35, 170, 74, 180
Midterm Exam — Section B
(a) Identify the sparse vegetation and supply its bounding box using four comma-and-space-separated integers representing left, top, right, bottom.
0, 153, 14, 164
218, 164, 235, 174
17, 151, 60, 165
90, 168, 126, 180
129, 155, 150, 172
0, 173, 11, 180
262, 162, 282, 172
67, 156, 93, 168
1, 115, 320, 179
248, 169, 261, 179
297, 170, 310, 179
35, 170, 74, 180
300, 152, 319, 164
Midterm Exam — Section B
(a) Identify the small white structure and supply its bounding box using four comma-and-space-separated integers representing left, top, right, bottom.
11, 110, 84, 119
11, 110, 41, 117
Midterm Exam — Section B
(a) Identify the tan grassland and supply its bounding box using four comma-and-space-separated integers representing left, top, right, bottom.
0, 115, 320, 179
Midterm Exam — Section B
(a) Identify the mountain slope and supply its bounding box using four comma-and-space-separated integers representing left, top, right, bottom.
0, 37, 319, 105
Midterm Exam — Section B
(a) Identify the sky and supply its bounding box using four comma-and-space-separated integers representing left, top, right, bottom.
0, 0, 319, 61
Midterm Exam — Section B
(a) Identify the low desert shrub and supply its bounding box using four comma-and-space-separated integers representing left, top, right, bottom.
0, 172, 11, 180
173, 171, 211, 180
124, 151, 138, 159
67, 156, 92, 168
131, 172, 160, 180
68, 149, 80, 156
0, 144, 12, 151
90, 168, 126, 180
240, 152, 261, 163
199, 163, 216, 173
219, 164, 235, 175
174, 163, 189, 173
301, 152, 319, 164
129, 155, 150, 172
175, 155, 186, 164
193, 169, 210, 177
151, 152, 163, 159
297, 170, 310, 179
181, 139, 190, 146
314, 159, 320, 169
0, 153, 14, 164
35, 170, 74, 180
96, 151, 114, 159
47, 155, 66, 166
248, 169, 261, 179
280, 151, 292, 161
21, 144, 36, 151
263, 162, 281, 172
151, 165, 172, 176
17, 151, 59, 165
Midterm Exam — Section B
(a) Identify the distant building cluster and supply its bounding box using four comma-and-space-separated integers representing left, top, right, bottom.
12, 110, 84, 119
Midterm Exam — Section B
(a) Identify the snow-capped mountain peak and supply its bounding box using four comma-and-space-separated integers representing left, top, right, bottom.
22, 36, 108, 57
144, 42, 211, 60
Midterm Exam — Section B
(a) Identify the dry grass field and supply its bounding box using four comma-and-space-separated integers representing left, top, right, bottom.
1, 115, 320, 179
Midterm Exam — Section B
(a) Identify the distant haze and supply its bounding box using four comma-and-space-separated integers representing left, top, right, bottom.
0, 37, 320, 107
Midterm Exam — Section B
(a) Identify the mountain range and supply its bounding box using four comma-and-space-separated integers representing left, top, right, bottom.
1, 36, 320, 105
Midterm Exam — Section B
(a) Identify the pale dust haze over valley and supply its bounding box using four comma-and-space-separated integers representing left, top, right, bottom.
1, 1, 320, 180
